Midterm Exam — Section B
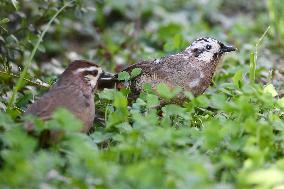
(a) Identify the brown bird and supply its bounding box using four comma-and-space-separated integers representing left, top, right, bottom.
25, 60, 104, 133
99, 37, 236, 103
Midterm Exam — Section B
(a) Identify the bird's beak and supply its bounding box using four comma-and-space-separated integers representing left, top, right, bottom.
220, 43, 237, 53
97, 71, 116, 89
99, 71, 115, 80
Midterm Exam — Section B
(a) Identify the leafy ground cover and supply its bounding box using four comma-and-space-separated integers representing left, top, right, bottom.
1, 0, 284, 188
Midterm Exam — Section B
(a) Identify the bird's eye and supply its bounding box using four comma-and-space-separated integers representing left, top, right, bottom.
85, 70, 98, 77
206, 45, 212, 50
193, 48, 199, 53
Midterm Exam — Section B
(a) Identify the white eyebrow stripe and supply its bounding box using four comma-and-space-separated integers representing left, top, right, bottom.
84, 67, 103, 88
74, 66, 99, 74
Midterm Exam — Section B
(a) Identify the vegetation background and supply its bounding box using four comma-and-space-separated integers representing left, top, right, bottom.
1, 0, 284, 188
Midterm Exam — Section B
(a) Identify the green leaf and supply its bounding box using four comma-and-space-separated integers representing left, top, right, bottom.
98, 88, 116, 100
246, 169, 284, 187
263, 84, 278, 97
232, 70, 243, 88
113, 92, 128, 108
0, 112, 17, 129
278, 97, 284, 108
0, 18, 10, 32
118, 71, 130, 81
156, 83, 171, 99
146, 94, 160, 108
158, 23, 182, 42
130, 68, 142, 79
143, 83, 153, 93
3, 127, 37, 155
0, 18, 10, 25
162, 104, 189, 120
10, 0, 19, 10
210, 93, 227, 109
164, 34, 186, 52
156, 83, 182, 100
90, 132, 112, 143
50, 108, 83, 132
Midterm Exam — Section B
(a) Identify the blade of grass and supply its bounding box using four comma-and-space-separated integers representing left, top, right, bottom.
255, 26, 271, 50
10, 0, 19, 11
249, 26, 270, 84
0, 70, 49, 88
7, 0, 75, 110
249, 52, 256, 83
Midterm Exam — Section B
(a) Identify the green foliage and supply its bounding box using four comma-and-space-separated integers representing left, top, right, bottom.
2, 81, 284, 188
7, 0, 75, 110
118, 71, 130, 81
268, 0, 284, 46
1, 0, 284, 188
130, 68, 142, 79
156, 83, 182, 100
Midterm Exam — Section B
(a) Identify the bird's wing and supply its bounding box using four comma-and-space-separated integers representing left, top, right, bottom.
128, 56, 185, 79
25, 91, 59, 120
25, 87, 87, 120
122, 60, 155, 74
139, 55, 201, 89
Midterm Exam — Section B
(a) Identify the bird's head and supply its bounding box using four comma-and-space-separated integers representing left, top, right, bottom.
185, 37, 236, 63
59, 60, 104, 89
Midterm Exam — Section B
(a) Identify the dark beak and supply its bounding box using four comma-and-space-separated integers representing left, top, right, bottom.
220, 43, 237, 53
97, 71, 117, 89
99, 71, 115, 80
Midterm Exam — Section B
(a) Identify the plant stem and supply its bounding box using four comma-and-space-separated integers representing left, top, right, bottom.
249, 26, 270, 84
0, 70, 50, 88
7, 0, 74, 110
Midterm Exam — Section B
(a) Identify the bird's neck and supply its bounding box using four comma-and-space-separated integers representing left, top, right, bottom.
199, 58, 220, 83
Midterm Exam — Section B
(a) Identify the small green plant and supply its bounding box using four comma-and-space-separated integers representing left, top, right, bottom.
249, 26, 270, 84
268, 0, 284, 46
7, 0, 75, 112
1, 0, 284, 188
